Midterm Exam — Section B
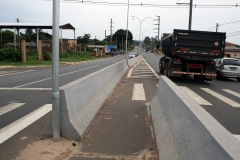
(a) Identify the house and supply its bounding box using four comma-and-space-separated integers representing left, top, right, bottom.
61, 38, 77, 50
225, 42, 240, 58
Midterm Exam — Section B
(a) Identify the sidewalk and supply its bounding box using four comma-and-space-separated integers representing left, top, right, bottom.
17, 58, 159, 160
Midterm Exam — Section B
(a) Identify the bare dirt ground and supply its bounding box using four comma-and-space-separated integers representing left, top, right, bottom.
16, 137, 157, 160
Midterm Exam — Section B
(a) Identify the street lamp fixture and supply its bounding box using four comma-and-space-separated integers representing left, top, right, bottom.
131, 16, 151, 51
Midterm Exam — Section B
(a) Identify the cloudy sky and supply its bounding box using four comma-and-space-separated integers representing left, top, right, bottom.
1, 0, 240, 45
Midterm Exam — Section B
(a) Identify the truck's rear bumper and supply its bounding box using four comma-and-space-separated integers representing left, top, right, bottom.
172, 71, 216, 76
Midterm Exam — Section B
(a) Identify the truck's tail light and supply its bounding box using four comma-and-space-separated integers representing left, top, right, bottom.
174, 58, 181, 62
173, 58, 182, 64
210, 61, 216, 65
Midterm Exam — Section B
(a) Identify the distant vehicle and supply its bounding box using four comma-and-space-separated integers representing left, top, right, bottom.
128, 52, 136, 59
159, 29, 226, 81
216, 58, 240, 81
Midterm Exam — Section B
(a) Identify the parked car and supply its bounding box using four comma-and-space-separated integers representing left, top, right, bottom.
216, 58, 240, 81
128, 52, 136, 59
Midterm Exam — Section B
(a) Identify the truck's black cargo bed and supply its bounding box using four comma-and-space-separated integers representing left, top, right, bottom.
162, 29, 226, 59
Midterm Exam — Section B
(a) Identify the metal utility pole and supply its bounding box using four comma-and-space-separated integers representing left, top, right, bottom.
52, 0, 60, 141
216, 23, 220, 32
125, 0, 129, 66
122, 37, 123, 50
105, 30, 106, 57
154, 16, 160, 42
0, 28, 2, 48
110, 19, 114, 43
176, 0, 193, 30
116, 37, 117, 50
188, 0, 193, 30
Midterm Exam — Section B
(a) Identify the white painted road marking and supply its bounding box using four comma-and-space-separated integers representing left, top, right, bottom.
0, 103, 25, 116
127, 68, 133, 77
142, 59, 159, 79
0, 104, 52, 144
132, 83, 146, 100
179, 86, 212, 106
233, 134, 240, 141
0, 70, 35, 77
14, 65, 99, 88
0, 88, 51, 90
201, 88, 240, 107
222, 89, 240, 98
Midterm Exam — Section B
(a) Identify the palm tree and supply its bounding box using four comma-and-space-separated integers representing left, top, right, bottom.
82, 33, 91, 44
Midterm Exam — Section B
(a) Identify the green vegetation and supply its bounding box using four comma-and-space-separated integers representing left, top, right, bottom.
0, 47, 96, 66
0, 47, 21, 62
59, 50, 96, 62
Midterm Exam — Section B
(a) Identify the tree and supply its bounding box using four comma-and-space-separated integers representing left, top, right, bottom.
143, 36, 151, 48
112, 29, 133, 49
25, 28, 33, 42
82, 34, 91, 44
1, 30, 14, 45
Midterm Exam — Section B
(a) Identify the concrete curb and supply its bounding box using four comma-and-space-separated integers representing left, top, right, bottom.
41, 56, 142, 140
150, 76, 240, 160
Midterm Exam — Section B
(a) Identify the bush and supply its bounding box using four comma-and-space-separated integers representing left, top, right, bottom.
26, 51, 38, 62
43, 51, 52, 61
0, 47, 21, 62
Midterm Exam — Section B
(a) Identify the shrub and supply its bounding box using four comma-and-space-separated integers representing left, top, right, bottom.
26, 51, 38, 62
0, 47, 21, 62
43, 51, 52, 61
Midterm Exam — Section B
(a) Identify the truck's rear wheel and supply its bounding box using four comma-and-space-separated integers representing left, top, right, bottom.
164, 62, 168, 76
159, 64, 164, 74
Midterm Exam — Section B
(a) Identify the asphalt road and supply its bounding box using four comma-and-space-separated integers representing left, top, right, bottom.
1, 52, 240, 159
0, 54, 128, 160
143, 52, 240, 139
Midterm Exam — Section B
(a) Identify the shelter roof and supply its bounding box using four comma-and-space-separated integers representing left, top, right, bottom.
0, 23, 75, 30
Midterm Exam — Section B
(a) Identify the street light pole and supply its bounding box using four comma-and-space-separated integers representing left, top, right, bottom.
141, 30, 149, 48
132, 16, 151, 51
125, 0, 129, 66
52, 0, 60, 141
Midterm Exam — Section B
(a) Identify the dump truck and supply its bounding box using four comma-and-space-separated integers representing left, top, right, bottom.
159, 29, 226, 81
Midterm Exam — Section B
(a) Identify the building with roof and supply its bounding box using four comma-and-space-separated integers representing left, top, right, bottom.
225, 42, 240, 58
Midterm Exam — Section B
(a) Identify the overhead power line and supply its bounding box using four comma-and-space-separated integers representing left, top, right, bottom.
227, 34, 240, 37
44, 0, 240, 8
227, 31, 240, 35
207, 19, 240, 31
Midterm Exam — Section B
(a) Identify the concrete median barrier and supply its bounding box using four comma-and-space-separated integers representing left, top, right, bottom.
150, 76, 240, 160
41, 56, 142, 140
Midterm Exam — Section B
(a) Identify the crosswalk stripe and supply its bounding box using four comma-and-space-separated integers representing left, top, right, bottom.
142, 59, 159, 79
132, 83, 146, 100
0, 103, 25, 116
201, 88, 240, 107
0, 104, 52, 144
179, 86, 212, 105
233, 134, 240, 141
222, 89, 240, 98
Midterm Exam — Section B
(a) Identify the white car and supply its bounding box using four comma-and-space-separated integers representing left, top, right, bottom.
128, 52, 136, 59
